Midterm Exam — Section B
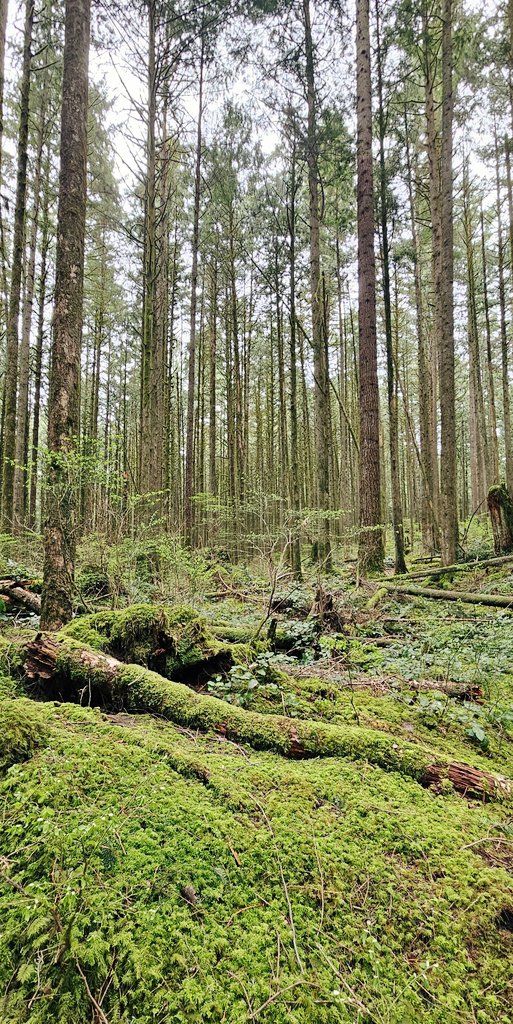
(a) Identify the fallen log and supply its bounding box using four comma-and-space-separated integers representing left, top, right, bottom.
16, 632, 511, 799
0, 580, 41, 615
387, 554, 513, 584
380, 583, 513, 609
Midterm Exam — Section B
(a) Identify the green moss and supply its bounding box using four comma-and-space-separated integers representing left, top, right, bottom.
2, 692, 512, 1023
0, 698, 48, 771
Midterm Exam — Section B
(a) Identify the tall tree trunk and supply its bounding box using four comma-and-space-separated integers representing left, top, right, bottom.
480, 205, 499, 485
495, 130, 513, 497
287, 130, 302, 579
28, 144, 51, 531
1, 0, 34, 530
404, 108, 439, 553
438, 0, 458, 564
185, 32, 205, 545
376, 4, 406, 574
356, 0, 383, 574
13, 91, 47, 530
303, 0, 331, 568
462, 165, 488, 509
208, 259, 217, 496
139, 0, 156, 498
40, 0, 90, 630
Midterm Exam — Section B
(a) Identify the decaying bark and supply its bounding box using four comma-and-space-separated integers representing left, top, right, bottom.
18, 633, 511, 799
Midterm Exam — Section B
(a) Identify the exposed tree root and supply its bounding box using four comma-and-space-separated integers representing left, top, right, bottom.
17, 633, 512, 800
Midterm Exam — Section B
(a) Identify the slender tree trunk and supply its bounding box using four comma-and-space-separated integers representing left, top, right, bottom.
40, 0, 91, 630
480, 205, 499, 485
287, 132, 302, 578
185, 32, 205, 545
208, 259, 217, 496
139, 0, 156, 498
462, 165, 488, 509
28, 145, 50, 531
376, 5, 406, 574
1, 0, 34, 530
438, 0, 458, 563
13, 92, 47, 530
356, 0, 383, 574
495, 130, 513, 497
303, 0, 331, 569
404, 109, 439, 553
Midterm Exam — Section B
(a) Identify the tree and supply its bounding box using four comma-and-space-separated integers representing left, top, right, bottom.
1, 0, 34, 529
40, 0, 91, 630
356, 0, 383, 574
438, 0, 458, 564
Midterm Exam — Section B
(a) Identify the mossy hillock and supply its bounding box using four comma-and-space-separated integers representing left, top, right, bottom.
1, 567, 513, 1021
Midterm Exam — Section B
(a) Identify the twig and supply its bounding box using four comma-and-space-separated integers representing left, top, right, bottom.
462, 837, 513, 850
316, 944, 373, 1017
313, 834, 325, 935
248, 980, 307, 1019
251, 797, 303, 973
74, 958, 111, 1024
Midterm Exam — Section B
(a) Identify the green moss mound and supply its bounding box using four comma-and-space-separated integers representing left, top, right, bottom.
60, 604, 251, 681
0, 702, 512, 1023
0, 699, 48, 772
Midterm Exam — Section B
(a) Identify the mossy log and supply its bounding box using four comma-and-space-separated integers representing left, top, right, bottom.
380, 583, 513, 609
20, 633, 511, 800
60, 604, 250, 683
379, 554, 513, 584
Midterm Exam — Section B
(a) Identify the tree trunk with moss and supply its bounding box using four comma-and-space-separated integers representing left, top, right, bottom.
488, 485, 513, 555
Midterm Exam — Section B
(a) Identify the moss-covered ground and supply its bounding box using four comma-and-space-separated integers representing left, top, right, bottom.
1, 543, 513, 1022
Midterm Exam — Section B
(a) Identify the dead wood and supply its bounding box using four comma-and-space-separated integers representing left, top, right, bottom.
18, 633, 512, 800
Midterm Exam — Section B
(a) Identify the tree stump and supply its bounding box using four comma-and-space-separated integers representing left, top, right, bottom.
487, 485, 513, 555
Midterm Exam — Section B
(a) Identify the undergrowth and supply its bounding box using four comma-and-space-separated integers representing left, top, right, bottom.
1, 541, 513, 1021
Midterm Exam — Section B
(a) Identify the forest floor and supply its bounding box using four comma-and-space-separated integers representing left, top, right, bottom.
1, 537, 513, 1023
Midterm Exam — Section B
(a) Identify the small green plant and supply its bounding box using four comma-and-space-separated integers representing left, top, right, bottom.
208, 651, 296, 708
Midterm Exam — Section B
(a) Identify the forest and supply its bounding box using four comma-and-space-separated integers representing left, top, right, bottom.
1, 0, 513, 1021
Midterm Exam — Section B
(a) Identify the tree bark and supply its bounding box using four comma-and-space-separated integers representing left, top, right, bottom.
185, 31, 205, 545
376, 7, 406, 575
1, 0, 34, 530
40, 0, 91, 630
488, 485, 513, 555
438, 0, 458, 564
304, 0, 331, 568
356, 0, 383, 574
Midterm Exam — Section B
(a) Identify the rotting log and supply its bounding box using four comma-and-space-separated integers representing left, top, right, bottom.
18, 633, 511, 800
380, 583, 513, 609
0, 579, 41, 614
380, 553, 513, 584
